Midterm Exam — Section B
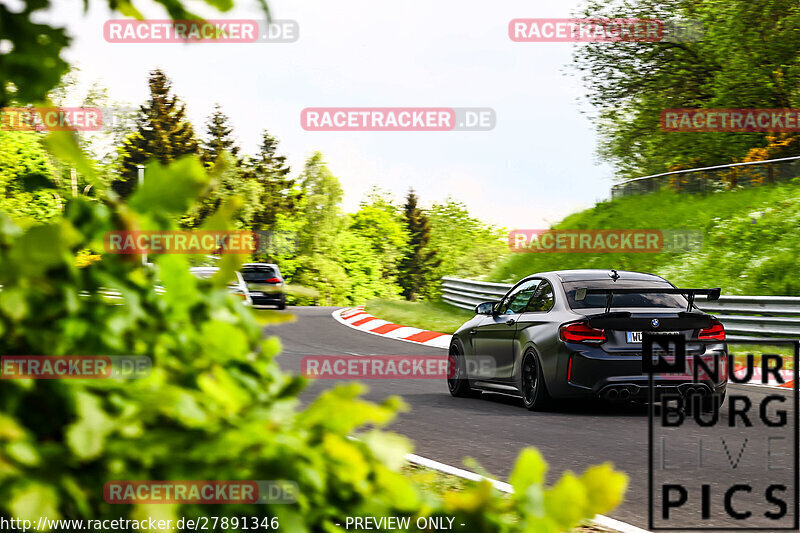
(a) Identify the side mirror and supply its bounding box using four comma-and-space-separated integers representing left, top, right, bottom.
475, 301, 497, 315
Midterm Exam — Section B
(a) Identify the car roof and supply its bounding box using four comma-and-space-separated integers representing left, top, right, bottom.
526, 269, 667, 283
242, 263, 278, 268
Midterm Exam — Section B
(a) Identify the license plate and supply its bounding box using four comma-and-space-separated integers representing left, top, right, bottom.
627, 331, 643, 343
627, 330, 681, 343
250, 291, 263, 296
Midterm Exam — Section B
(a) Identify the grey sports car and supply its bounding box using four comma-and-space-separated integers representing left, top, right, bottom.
447, 269, 727, 410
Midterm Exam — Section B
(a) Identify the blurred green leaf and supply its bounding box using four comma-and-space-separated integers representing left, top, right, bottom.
128, 157, 209, 215
9, 482, 60, 523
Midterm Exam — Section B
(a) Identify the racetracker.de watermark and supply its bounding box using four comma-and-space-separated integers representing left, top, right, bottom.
509, 18, 703, 43
1, 356, 151, 379
103, 19, 298, 43
301, 355, 496, 379
1, 107, 102, 131
508, 229, 703, 253
103, 230, 297, 255
300, 108, 495, 131
1, 106, 138, 132
662, 108, 800, 132
104, 480, 298, 504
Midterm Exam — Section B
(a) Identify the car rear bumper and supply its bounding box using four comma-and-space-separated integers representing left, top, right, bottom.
595, 380, 726, 401
554, 343, 728, 400
250, 293, 285, 304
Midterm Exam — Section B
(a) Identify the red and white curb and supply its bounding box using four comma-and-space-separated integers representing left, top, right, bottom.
731, 364, 795, 388
334, 306, 452, 350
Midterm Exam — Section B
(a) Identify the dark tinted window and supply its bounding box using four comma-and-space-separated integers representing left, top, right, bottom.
241, 266, 277, 282
498, 279, 539, 314
526, 280, 555, 312
562, 280, 687, 309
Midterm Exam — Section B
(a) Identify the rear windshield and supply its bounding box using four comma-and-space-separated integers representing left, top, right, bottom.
562, 280, 687, 309
241, 266, 277, 282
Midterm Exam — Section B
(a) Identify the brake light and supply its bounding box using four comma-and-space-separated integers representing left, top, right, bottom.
265, 277, 281, 283
560, 321, 606, 344
699, 320, 725, 341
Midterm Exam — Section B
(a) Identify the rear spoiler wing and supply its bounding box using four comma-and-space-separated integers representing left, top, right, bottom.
576, 287, 721, 313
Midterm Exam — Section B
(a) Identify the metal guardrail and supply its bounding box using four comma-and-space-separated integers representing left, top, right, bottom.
611, 155, 800, 199
442, 277, 800, 341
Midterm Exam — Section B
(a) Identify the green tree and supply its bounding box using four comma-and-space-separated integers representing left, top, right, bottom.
180, 154, 260, 229
428, 198, 507, 281
398, 189, 441, 301
114, 69, 199, 197
284, 153, 348, 304
296, 152, 343, 255
183, 105, 253, 228
0, 2, 69, 108
0, 131, 61, 221
247, 130, 299, 230
349, 189, 407, 297
201, 104, 240, 167
573, 0, 800, 178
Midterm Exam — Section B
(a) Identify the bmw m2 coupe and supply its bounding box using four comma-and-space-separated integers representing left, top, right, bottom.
447, 269, 727, 410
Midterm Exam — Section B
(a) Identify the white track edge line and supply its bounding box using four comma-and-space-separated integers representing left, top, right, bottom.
405, 453, 651, 533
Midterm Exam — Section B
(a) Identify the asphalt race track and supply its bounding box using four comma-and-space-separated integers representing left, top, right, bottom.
268, 306, 797, 531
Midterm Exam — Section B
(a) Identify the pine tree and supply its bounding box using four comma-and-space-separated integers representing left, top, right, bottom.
201, 104, 240, 166
114, 69, 199, 197
398, 189, 441, 301
246, 130, 299, 229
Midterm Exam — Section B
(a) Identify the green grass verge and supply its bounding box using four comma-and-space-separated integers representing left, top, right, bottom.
400, 462, 471, 495
364, 299, 475, 334
489, 183, 800, 296
729, 344, 795, 370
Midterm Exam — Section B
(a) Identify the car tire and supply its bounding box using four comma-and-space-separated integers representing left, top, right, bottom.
521, 350, 552, 411
447, 340, 480, 398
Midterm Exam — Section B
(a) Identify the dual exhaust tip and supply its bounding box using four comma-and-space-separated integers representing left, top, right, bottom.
601, 384, 710, 401
603, 386, 635, 401
681, 385, 710, 398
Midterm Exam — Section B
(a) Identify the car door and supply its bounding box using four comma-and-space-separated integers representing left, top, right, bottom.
513, 279, 557, 377
472, 279, 540, 379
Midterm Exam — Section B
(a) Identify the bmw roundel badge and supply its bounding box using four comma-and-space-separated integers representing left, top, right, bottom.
651, 318, 660, 328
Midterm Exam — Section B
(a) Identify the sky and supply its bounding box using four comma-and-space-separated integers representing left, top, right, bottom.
31, 0, 615, 229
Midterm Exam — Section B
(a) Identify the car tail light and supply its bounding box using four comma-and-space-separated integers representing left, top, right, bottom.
265, 277, 282, 283
699, 320, 725, 341
560, 321, 606, 344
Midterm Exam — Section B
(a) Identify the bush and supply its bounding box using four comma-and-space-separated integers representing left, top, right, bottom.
0, 138, 627, 532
